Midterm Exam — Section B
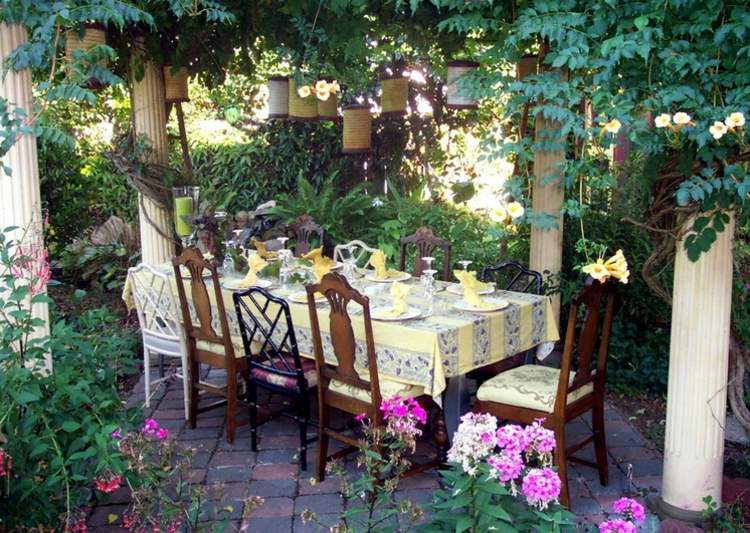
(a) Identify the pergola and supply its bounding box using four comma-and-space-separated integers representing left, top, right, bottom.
0, 10, 737, 524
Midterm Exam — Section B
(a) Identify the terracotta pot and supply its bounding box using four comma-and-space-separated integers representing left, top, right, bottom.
342, 104, 371, 153
446, 60, 479, 109
380, 73, 409, 116
267, 76, 289, 119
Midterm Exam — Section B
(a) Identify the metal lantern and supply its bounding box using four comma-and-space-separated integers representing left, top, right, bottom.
446, 60, 479, 109
267, 76, 289, 119
342, 104, 372, 153
164, 66, 190, 103
379, 74, 409, 116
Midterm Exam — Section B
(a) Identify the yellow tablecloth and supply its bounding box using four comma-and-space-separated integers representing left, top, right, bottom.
125, 266, 559, 403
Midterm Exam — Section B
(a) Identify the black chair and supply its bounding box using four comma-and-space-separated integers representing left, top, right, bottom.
233, 287, 317, 470
480, 261, 543, 295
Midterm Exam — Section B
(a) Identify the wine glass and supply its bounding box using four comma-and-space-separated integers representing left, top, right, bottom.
458, 260, 473, 272
340, 246, 358, 280
278, 249, 293, 289
220, 239, 235, 276
277, 236, 289, 249
422, 268, 438, 316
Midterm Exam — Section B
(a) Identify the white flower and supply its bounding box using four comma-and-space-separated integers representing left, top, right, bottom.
297, 85, 311, 98
654, 113, 671, 128
673, 112, 691, 125
725, 112, 745, 129
447, 412, 498, 473
709, 121, 728, 140
371, 198, 384, 207
507, 201, 525, 219
602, 118, 622, 134
490, 206, 508, 223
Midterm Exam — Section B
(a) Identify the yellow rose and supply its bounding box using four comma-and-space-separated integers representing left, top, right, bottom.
602, 118, 622, 134
709, 121, 728, 140
330, 81, 340, 93
490, 206, 508, 223
507, 201, 525, 219
582, 260, 609, 282
297, 85, 312, 98
725, 112, 745, 129
315, 80, 329, 93
673, 112, 691, 125
654, 113, 671, 128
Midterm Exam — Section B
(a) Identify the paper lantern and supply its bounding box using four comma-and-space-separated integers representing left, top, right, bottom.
267, 76, 289, 119
288, 78, 318, 121
517, 54, 538, 81
164, 66, 189, 103
446, 60, 479, 109
380, 74, 409, 116
65, 23, 107, 89
342, 104, 372, 153
317, 79, 339, 121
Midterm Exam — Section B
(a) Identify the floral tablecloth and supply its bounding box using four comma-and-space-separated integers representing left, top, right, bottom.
126, 266, 559, 404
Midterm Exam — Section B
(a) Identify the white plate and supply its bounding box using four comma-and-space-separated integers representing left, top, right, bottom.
288, 292, 326, 304
364, 271, 412, 283
222, 278, 273, 291
446, 283, 494, 296
452, 298, 509, 313
298, 260, 343, 271
371, 305, 421, 321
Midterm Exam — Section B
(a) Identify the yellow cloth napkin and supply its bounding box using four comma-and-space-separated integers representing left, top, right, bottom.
368, 250, 401, 280
381, 282, 410, 317
313, 260, 332, 282
252, 238, 267, 258
453, 270, 493, 309
237, 254, 268, 288
304, 247, 336, 268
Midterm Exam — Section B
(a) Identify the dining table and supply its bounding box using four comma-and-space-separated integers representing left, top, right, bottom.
128, 262, 560, 436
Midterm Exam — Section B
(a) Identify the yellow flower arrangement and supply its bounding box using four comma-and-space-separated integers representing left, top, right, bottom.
582, 249, 629, 284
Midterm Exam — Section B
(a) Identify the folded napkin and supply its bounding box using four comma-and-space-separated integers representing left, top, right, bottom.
368, 250, 401, 280
381, 282, 411, 317
453, 270, 493, 309
252, 238, 267, 258
237, 254, 268, 288
304, 247, 336, 268
312, 260, 332, 282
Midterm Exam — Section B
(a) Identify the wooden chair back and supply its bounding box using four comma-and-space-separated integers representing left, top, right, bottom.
173, 247, 236, 368
480, 261, 543, 295
555, 278, 617, 412
288, 214, 325, 257
306, 272, 382, 418
233, 286, 309, 392
398, 226, 452, 281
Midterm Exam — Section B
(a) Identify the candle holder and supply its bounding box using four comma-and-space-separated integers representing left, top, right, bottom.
173, 186, 200, 248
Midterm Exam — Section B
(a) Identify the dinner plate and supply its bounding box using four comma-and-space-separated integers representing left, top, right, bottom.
446, 283, 495, 296
288, 291, 326, 304
298, 260, 343, 271
222, 278, 273, 291
370, 305, 421, 321
364, 271, 412, 283
452, 298, 509, 313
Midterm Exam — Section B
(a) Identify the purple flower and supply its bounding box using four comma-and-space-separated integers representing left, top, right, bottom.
111, 428, 123, 440
612, 497, 645, 524
141, 418, 168, 439
495, 424, 528, 455
487, 451, 524, 483
524, 419, 556, 455
599, 519, 637, 533
521, 467, 561, 510
354, 413, 367, 423
155, 428, 169, 440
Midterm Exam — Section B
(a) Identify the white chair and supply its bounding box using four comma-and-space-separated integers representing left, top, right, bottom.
333, 239, 378, 267
128, 263, 190, 419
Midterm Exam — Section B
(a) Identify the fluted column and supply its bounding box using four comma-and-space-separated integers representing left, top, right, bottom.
131, 40, 173, 264
0, 23, 51, 363
529, 114, 564, 321
657, 214, 734, 520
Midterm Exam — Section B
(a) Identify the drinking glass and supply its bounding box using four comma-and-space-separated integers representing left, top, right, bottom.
458, 260, 472, 272
278, 249, 293, 289
422, 268, 437, 316
173, 186, 199, 248
340, 246, 357, 280
220, 239, 235, 276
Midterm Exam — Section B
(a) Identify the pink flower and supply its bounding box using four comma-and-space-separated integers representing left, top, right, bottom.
379, 395, 426, 442
354, 413, 367, 422
521, 467, 561, 510
111, 428, 123, 440
411, 404, 427, 424
141, 418, 168, 439
11, 243, 51, 296
0, 448, 12, 477
155, 428, 169, 440
495, 424, 529, 455
599, 518, 637, 533
612, 497, 646, 524
524, 419, 556, 455
70, 520, 87, 532
487, 451, 524, 483
94, 474, 122, 493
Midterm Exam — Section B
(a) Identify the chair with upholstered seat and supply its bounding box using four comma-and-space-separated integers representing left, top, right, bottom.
173, 247, 250, 443
398, 226, 452, 281
287, 214, 325, 257
473, 277, 617, 507
232, 286, 317, 470
306, 272, 447, 481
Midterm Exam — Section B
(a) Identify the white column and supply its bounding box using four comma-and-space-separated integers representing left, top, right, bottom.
131, 42, 173, 264
0, 23, 50, 361
657, 214, 734, 520
529, 114, 564, 321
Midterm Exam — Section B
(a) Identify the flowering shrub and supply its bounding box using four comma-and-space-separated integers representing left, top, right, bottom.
428, 413, 575, 532
599, 497, 646, 532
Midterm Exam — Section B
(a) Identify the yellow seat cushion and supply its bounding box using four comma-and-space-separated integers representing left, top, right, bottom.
329, 377, 424, 403
476, 365, 593, 413
196, 338, 245, 358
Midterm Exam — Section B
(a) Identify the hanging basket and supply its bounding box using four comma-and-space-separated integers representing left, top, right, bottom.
288, 79, 319, 121
64, 23, 107, 90
446, 60, 479, 109
317, 79, 339, 121
342, 104, 372, 154
380, 74, 409, 116
267, 76, 289, 119
164, 66, 189, 103
516, 54, 538, 81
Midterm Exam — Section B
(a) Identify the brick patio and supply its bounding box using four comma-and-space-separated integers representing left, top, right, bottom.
87, 366, 664, 531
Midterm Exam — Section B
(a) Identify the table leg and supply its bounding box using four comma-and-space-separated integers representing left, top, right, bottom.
443, 374, 472, 438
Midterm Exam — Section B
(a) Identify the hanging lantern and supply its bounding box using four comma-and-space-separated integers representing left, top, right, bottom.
379, 74, 409, 116
516, 54, 538, 81
267, 76, 289, 119
288, 78, 318, 121
163, 66, 189, 103
64, 23, 107, 89
342, 104, 372, 153
446, 60, 479, 109
317, 79, 339, 121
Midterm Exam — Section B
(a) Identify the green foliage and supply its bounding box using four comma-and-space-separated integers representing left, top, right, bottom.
59, 240, 138, 291
703, 495, 750, 533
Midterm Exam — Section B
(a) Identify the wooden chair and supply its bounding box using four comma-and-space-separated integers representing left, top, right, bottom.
333, 239, 377, 268
287, 214, 325, 257
128, 263, 190, 419
232, 286, 317, 470
398, 226, 452, 281
173, 247, 250, 443
473, 278, 617, 507
306, 272, 447, 481
480, 261, 543, 295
